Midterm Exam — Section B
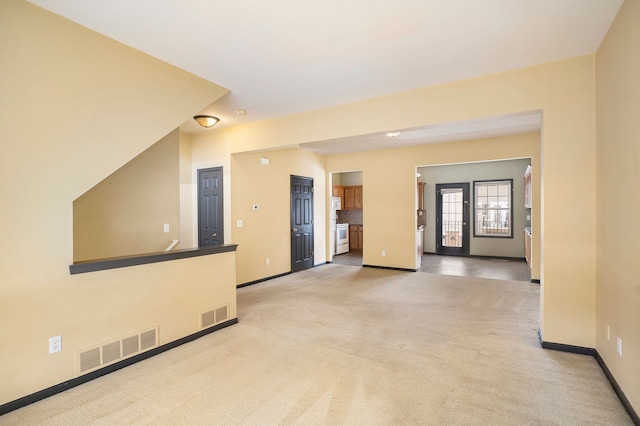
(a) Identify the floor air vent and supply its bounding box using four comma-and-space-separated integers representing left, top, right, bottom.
77, 326, 158, 375
201, 304, 229, 329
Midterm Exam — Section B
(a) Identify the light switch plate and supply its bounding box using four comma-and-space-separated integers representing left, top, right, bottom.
237, 220, 243, 228
163, 224, 169, 233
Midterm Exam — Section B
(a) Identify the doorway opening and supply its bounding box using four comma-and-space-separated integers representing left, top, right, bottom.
417, 157, 536, 282
330, 171, 364, 267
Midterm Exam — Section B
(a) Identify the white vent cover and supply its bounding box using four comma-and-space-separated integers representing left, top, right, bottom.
215, 305, 228, 323
79, 348, 100, 373
201, 304, 229, 329
140, 329, 156, 351
77, 326, 158, 375
101, 341, 121, 364
201, 310, 215, 329
122, 335, 140, 357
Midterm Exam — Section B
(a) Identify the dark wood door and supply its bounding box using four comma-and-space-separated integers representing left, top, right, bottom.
436, 183, 470, 256
291, 175, 314, 272
198, 167, 223, 247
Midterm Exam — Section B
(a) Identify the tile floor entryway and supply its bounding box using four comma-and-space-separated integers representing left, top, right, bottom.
332, 252, 532, 282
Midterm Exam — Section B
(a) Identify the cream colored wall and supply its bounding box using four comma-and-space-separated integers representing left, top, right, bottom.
596, 0, 640, 411
205, 55, 592, 348
190, 132, 236, 245
73, 129, 181, 261
231, 148, 327, 284
0, 1, 233, 405
179, 133, 196, 249
4, 0, 613, 411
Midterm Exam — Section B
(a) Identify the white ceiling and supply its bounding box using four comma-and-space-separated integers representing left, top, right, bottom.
29, 0, 621, 153
302, 111, 542, 155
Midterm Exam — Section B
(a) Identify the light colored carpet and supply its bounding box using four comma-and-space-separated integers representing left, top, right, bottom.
2, 265, 633, 425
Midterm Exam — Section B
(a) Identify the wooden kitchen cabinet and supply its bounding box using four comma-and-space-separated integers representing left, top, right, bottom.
349, 224, 363, 251
354, 186, 363, 209
417, 181, 426, 210
343, 185, 363, 210
524, 165, 532, 208
417, 181, 427, 228
332, 185, 344, 204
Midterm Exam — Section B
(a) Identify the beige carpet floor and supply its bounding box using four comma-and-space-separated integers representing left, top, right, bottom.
2, 265, 633, 425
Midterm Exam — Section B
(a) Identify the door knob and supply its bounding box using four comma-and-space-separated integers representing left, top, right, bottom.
212, 233, 217, 237
463, 222, 467, 225
292, 228, 298, 232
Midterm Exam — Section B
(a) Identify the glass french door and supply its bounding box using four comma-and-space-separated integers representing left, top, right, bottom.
435, 183, 470, 256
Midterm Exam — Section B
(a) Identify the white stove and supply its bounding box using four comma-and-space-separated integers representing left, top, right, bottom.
336, 223, 350, 255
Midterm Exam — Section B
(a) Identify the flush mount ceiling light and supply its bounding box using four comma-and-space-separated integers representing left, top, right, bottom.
386, 132, 400, 138
193, 115, 220, 128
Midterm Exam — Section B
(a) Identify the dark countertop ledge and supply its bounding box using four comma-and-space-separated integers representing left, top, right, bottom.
69, 244, 238, 275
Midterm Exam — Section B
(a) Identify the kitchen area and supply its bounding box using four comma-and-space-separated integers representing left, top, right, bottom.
331, 171, 363, 265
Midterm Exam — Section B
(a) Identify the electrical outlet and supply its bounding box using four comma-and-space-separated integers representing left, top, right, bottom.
49, 336, 61, 354
616, 337, 622, 356
266, 258, 270, 266
381, 250, 386, 257
163, 223, 170, 233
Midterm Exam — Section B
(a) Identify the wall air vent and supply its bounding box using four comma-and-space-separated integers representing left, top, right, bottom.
122, 335, 140, 357
201, 310, 215, 329
201, 304, 229, 329
101, 341, 121, 364
79, 348, 101, 373
76, 326, 158, 376
140, 329, 156, 351
215, 305, 228, 323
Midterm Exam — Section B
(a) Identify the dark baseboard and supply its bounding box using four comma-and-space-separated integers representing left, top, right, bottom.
0, 318, 238, 417
237, 272, 291, 288
540, 340, 596, 356
539, 330, 639, 424
237, 263, 335, 288
470, 254, 528, 262
363, 264, 417, 272
595, 352, 640, 425
422, 252, 525, 262
531, 279, 541, 284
